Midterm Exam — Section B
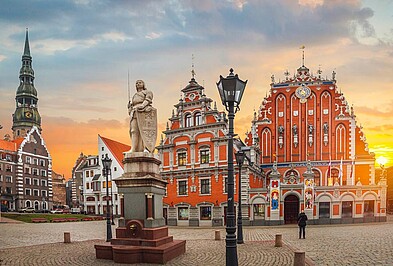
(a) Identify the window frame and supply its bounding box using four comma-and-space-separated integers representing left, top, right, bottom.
341, 201, 353, 218
253, 204, 265, 220
177, 151, 187, 166
200, 206, 212, 220
178, 206, 189, 220
194, 112, 202, 126
177, 179, 188, 196
200, 178, 211, 195
199, 149, 210, 164
319, 202, 330, 218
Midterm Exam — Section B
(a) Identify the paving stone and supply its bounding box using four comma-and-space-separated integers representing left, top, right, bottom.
0, 217, 392, 265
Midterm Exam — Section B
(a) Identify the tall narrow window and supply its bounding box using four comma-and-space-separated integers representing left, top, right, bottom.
200, 150, 210, 164
194, 112, 202, 126
200, 179, 210, 195
178, 152, 187, 166
341, 201, 353, 218
253, 204, 265, 220
364, 200, 374, 217
184, 114, 192, 127
178, 180, 187, 196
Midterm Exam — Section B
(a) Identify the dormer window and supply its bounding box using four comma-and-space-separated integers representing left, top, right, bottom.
184, 114, 192, 127
194, 112, 202, 126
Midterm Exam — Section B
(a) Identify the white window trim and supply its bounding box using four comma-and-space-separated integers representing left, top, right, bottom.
177, 150, 187, 167
199, 177, 211, 195
199, 148, 211, 165
177, 179, 188, 196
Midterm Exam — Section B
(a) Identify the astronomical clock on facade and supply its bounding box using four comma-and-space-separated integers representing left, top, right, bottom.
0, 30, 53, 212
245, 58, 387, 224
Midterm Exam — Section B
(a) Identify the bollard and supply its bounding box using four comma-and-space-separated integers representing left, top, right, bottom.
64, 232, 71, 243
214, 230, 221, 240
275, 234, 282, 247
293, 251, 305, 266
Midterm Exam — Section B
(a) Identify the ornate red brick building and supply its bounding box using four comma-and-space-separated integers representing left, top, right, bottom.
157, 74, 262, 226
245, 59, 386, 224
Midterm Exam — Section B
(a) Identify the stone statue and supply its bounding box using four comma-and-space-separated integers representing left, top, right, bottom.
278, 125, 284, 135
308, 124, 314, 135
323, 122, 329, 134
292, 124, 298, 135
128, 80, 157, 153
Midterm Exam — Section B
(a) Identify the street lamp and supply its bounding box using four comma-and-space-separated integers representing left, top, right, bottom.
217, 68, 247, 266
235, 147, 253, 245
110, 184, 115, 225
102, 154, 113, 242
235, 150, 245, 244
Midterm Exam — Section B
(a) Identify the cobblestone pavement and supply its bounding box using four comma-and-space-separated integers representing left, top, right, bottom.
0, 217, 392, 265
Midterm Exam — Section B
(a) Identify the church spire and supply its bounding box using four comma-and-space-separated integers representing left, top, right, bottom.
12, 29, 41, 139
23, 28, 31, 57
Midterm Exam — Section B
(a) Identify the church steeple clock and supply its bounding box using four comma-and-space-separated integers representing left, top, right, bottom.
12, 29, 42, 139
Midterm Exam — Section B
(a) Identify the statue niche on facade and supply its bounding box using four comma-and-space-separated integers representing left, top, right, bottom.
128, 80, 157, 153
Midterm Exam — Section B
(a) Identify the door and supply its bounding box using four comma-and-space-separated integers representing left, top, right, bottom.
284, 195, 299, 224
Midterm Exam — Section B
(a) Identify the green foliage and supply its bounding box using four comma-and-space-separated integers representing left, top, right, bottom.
2, 213, 95, 223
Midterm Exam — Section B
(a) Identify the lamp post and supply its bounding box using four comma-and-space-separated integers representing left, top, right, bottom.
235, 150, 245, 244
102, 154, 113, 242
217, 68, 247, 266
110, 185, 115, 225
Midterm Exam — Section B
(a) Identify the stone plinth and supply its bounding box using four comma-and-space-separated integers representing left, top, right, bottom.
115, 152, 167, 228
95, 152, 186, 264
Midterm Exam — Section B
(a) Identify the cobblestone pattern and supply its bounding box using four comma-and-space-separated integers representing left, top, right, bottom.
0, 239, 295, 266
1, 217, 393, 265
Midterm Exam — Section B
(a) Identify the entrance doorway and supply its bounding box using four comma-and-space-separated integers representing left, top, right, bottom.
284, 195, 299, 224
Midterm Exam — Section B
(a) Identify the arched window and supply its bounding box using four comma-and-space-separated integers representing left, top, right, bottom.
26, 201, 31, 208
194, 112, 202, 126
184, 114, 192, 127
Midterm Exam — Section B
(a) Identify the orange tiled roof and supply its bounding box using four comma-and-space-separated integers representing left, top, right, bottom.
0, 137, 24, 152
100, 135, 130, 168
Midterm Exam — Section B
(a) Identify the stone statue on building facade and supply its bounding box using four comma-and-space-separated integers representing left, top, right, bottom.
128, 80, 157, 153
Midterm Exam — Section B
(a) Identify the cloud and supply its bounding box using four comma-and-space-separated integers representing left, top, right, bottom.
0, 0, 392, 174
355, 103, 393, 118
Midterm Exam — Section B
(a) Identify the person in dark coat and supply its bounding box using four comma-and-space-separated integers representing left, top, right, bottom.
297, 211, 308, 239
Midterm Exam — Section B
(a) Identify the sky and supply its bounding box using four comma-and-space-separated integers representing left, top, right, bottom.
0, 0, 392, 177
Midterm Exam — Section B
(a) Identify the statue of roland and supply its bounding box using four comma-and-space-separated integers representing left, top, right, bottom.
128, 80, 157, 153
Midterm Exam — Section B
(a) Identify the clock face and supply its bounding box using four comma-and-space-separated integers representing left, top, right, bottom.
295, 84, 311, 103
25, 111, 32, 118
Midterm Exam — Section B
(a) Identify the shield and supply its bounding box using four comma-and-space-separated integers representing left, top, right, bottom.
136, 107, 157, 152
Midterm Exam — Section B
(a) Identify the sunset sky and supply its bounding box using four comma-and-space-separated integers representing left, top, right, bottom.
0, 0, 392, 177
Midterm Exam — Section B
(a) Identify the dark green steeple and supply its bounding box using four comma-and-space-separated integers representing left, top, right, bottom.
12, 29, 42, 139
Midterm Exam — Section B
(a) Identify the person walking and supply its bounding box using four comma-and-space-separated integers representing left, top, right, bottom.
297, 211, 308, 239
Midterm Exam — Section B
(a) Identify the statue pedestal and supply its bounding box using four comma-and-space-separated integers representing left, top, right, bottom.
95, 152, 186, 264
